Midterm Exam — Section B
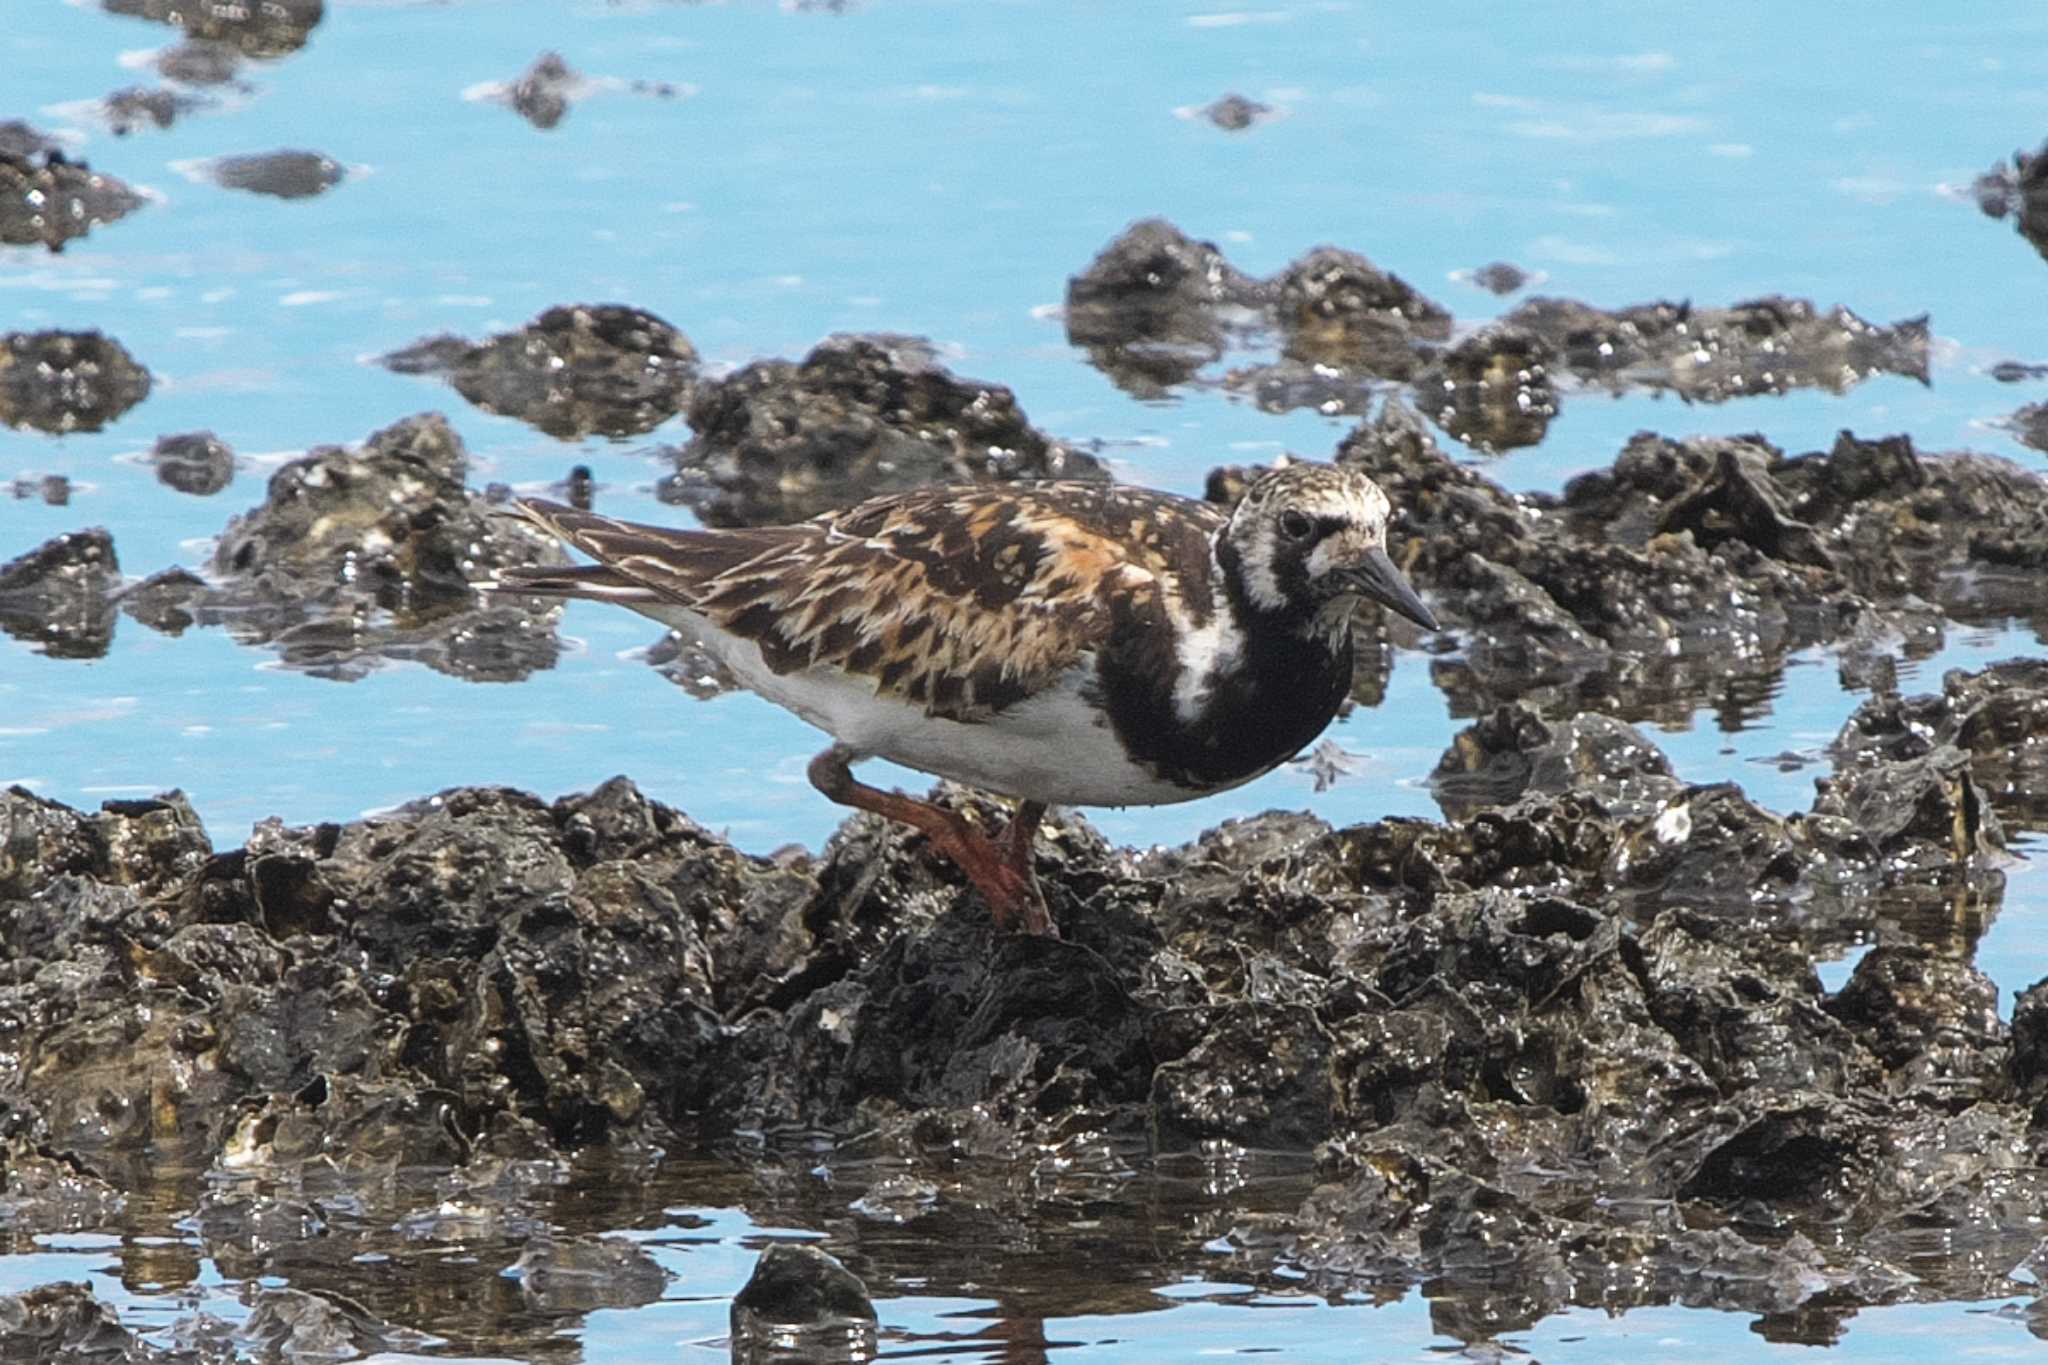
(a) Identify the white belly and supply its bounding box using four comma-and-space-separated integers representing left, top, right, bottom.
634, 605, 1248, 807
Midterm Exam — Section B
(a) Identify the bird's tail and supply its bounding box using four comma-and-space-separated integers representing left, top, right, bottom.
484, 561, 666, 605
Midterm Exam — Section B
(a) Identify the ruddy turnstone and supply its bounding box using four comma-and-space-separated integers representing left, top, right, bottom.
494, 463, 1436, 936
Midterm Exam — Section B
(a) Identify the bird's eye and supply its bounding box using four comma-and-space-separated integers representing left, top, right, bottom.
1278, 509, 1314, 541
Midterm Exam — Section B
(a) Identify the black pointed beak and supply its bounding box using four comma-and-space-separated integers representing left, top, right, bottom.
1341, 546, 1439, 632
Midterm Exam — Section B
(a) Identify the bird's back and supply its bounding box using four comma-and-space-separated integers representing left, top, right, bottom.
500, 481, 1229, 722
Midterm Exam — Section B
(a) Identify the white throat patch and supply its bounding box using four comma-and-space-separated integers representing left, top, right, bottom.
1170, 546, 1248, 722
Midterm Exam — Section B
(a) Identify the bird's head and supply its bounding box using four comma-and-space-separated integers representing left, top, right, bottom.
1220, 461, 1438, 634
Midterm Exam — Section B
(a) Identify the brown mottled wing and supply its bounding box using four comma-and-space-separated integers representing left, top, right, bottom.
502, 485, 1222, 721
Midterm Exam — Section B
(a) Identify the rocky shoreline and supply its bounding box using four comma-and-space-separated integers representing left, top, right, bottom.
4, 635, 2044, 1349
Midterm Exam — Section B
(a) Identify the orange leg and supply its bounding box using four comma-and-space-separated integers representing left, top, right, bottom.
808, 747, 1055, 936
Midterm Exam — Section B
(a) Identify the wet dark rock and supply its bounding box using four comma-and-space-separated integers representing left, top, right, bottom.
730, 1244, 877, 1358
200, 412, 569, 680
509, 51, 577, 129
102, 85, 211, 135
659, 332, 1101, 527
1823, 948, 2006, 1101
2006, 401, 2048, 453
0, 1282, 147, 1360
101, 0, 324, 58
1408, 324, 1558, 453
0, 331, 153, 433
643, 627, 742, 699
1503, 294, 1930, 403
1972, 139, 2048, 265
0, 528, 121, 660
1465, 261, 1531, 295
381, 304, 699, 441
204, 149, 346, 199
1064, 219, 1265, 398
235, 1286, 430, 1359
149, 430, 235, 496
1198, 92, 1272, 130
1430, 705, 1682, 822
0, 706, 2036, 1330
0, 150, 147, 251
1321, 414, 2048, 723
1275, 245, 1453, 375
1991, 359, 2048, 383
1831, 658, 2048, 834
0, 1143, 128, 1234
118, 567, 208, 637
156, 38, 245, 86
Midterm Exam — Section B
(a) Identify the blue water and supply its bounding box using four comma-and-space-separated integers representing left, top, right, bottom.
6, 0, 2048, 1358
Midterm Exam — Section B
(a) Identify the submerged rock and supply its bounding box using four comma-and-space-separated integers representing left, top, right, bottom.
658, 332, 1102, 527
0, 331, 152, 434
0, 146, 147, 251
0, 527, 121, 660
200, 149, 347, 198
1196, 93, 1272, 130
382, 304, 699, 440
102, 84, 212, 135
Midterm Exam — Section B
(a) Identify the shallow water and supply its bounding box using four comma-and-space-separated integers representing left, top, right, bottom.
5, 0, 2048, 1358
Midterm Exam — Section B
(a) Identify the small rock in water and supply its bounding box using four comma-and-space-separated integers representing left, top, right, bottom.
1199, 92, 1272, 130
119, 566, 207, 636
730, 1244, 877, 1362
382, 304, 700, 440
660, 332, 1100, 526
102, 84, 211, 135
511, 51, 578, 129
1464, 260, 1532, 295
202, 149, 347, 199
1989, 359, 2048, 382
150, 430, 236, 495
10, 474, 71, 505
0, 330, 153, 433
0, 527, 121, 659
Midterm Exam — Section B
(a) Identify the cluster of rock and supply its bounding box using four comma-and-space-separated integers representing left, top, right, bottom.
1, 652, 2042, 1344
1065, 219, 1929, 451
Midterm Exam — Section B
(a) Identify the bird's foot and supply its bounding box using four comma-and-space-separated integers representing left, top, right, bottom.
809, 746, 1059, 937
